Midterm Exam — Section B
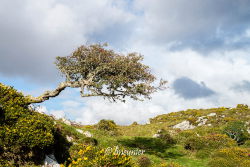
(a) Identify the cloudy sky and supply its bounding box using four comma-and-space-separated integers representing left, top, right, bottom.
1, 0, 250, 125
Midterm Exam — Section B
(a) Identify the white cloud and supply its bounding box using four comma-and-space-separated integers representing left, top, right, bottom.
50, 110, 66, 119
2, 0, 250, 125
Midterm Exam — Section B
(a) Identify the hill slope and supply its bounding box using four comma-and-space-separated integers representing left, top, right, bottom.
52, 104, 250, 167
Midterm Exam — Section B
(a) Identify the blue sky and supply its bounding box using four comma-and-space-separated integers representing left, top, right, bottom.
1, 0, 250, 125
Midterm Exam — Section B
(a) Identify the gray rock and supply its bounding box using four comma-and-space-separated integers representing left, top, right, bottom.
153, 133, 161, 138
83, 131, 93, 137
196, 116, 208, 126
76, 129, 83, 134
43, 154, 60, 167
66, 135, 73, 142
62, 118, 71, 126
173, 120, 196, 130
207, 113, 216, 117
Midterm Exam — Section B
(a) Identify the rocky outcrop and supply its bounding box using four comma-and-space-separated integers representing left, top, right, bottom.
83, 131, 93, 137
76, 129, 83, 134
207, 113, 216, 117
196, 116, 208, 126
173, 120, 196, 130
66, 135, 73, 142
153, 130, 164, 138
62, 118, 71, 126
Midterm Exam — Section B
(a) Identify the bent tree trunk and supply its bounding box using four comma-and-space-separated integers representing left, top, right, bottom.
26, 81, 81, 104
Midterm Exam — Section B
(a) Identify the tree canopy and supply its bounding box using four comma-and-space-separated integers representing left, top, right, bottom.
27, 44, 166, 104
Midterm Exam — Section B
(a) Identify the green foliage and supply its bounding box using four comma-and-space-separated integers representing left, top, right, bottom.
195, 149, 211, 159
0, 83, 55, 166
184, 134, 236, 151
236, 104, 249, 110
131, 121, 139, 126
79, 137, 98, 146
118, 137, 173, 155
97, 119, 117, 131
67, 144, 132, 167
208, 147, 250, 167
55, 44, 166, 102
156, 129, 176, 145
223, 121, 249, 144
242, 139, 250, 147
160, 161, 183, 167
137, 156, 152, 167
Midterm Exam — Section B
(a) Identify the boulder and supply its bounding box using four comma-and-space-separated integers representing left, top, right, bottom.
196, 116, 208, 126
83, 131, 93, 137
43, 154, 60, 167
173, 120, 196, 130
76, 129, 83, 134
152, 133, 161, 138
66, 135, 73, 142
62, 118, 71, 126
207, 113, 216, 117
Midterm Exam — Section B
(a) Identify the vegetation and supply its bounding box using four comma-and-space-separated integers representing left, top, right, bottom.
1, 82, 250, 166
26, 44, 166, 104
223, 121, 249, 144
66, 144, 132, 167
0, 83, 55, 166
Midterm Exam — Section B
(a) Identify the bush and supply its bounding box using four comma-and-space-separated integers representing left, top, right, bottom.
184, 134, 236, 151
96, 119, 117, 131
131, 121, 139, 126
160, 161, 183, 167
156, 129, 176, 145
67, 144, 132, 167
176, 130, 197, 144
243, 140, 250, 148
0, 83, 55, 166
223, 121, 249, 144
137, 156, 151, 167
208, 147, 250, 167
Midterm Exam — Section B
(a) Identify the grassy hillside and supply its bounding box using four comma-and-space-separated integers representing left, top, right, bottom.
54, 104, 250, 167
0, 81, 249, 166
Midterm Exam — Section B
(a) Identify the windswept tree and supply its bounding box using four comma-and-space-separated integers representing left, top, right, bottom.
26, 44, 166, 104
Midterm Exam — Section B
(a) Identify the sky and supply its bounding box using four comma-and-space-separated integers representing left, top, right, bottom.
1, 0, 250, 125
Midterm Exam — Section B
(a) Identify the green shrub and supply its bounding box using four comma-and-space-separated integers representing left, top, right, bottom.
176, 130, 197, 144
157, 129, 176, 145
184, 134, 236, 151
208, 147, 250, 167
242, 139, 250, 147
137, 156, 151, 167
223, 121, 249, 144
236, 104, 249, 110
160, 161, 183, 167
67, 144, 132, 167
131, 121, 139, 126
0, 83, 55, 166
96, 119, 117, 131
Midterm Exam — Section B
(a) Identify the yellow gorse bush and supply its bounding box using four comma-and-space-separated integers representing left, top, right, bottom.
0, 83, 55, 166
208, 147, 250, 167
67, 144, 132, 167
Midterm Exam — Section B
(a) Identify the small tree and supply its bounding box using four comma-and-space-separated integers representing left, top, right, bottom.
26, 44, 166, 104
223, 121, 249, 144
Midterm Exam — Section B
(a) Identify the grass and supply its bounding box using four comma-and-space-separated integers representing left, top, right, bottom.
54, 105, 250, 167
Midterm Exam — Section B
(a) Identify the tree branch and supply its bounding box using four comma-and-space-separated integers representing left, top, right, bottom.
25, 81, 81, 104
